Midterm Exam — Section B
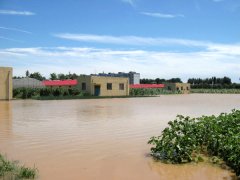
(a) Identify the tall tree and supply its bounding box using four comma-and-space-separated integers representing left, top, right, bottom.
26, 70, 29, 77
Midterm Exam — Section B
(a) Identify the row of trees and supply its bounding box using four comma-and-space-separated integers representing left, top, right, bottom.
140, 78, 182, 84
187, 77, 240, 89
187, 77, 232, 85
14, 71, 46, 81
13, 71, 80, 81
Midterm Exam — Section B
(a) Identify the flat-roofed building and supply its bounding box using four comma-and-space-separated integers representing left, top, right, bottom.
164, 83, 190, 94
0, 67, 12, 100
77, 75, 129, 96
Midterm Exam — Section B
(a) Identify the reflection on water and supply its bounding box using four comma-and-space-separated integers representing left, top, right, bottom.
0, 101, 12, 138
0, 94, 240, 180
148, 159, 236, 180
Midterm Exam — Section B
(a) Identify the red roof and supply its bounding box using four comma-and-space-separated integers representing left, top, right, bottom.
43, 80, 78, 86
130, 84, 165, 89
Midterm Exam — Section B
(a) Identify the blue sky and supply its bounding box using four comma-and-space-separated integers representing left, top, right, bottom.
0, 0, 240, 82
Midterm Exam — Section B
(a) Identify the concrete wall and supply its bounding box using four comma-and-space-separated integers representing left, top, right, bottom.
164, 83, 191, 94
13, 77, 44, 88
0, 67, 12, 100
77, 75, 129, 96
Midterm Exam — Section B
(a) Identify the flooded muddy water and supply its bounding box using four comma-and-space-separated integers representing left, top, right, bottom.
0, 94, 239, 180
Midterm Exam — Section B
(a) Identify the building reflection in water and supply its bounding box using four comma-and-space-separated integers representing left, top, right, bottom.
0, 101, 13, 138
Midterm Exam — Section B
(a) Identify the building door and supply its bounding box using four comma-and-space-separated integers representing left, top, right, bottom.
94, 85, 100, 96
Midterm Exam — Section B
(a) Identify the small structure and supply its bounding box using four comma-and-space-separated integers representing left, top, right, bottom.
13, 77, 44, 89
77, 75, 129, 96
0, 67, 12, 100
43, 79, 77, 88
130, 84, 165, 89
164, 83, 190, 94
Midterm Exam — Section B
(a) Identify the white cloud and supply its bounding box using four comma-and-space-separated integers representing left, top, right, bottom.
0, 36, 23, 43
0, 10, 35, 16
0, 45, 240, 82
54, 33, 211, 47
0, 26, 32, 34
121, 0, 135, 7
141, 12, 184, 18
54, 33, 240, 57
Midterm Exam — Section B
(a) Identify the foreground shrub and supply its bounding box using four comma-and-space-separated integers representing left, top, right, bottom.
148, 110, 240, 176
0, 154, 37, 179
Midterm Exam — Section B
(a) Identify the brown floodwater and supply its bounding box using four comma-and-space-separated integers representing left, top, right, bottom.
0, 94, 239, 180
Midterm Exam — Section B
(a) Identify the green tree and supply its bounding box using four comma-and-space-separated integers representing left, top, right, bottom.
50, 73, 57, 80
29, 72, 46, 81
57, 73, 66, 80
26, 70, 29, 77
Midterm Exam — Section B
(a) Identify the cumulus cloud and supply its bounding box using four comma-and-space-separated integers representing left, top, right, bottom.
0, 46, 240, 82
0, 10, 35, 16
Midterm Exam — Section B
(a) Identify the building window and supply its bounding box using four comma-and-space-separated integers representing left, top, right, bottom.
82, 82, 86, 90
119, 83, 124, 90
181, 86, 183, 90
107, 83, 112, 90
187, 87, 189, 90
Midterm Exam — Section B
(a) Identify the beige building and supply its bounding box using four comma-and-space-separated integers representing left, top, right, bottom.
77, 75, 129, 96
0, 67, 13, 100
164, 83, 191, 94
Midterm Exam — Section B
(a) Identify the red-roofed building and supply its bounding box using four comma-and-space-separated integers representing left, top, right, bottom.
43, 79, 78, 88
130, 84, 165, 89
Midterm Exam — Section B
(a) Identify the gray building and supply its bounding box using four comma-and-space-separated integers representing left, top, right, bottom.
97, 71, 140, 84
13, 77, 44, 88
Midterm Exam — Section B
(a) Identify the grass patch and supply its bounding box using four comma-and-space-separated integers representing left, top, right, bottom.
148, 110, 240, 176
0, 154, 37, 179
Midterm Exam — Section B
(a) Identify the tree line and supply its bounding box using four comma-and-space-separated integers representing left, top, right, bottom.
13, 70, 80, 81
140, 78, 182, 84
188, 77, 240, 89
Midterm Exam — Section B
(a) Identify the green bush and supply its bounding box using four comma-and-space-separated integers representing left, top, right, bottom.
191, 89, 240, 94
148, 110, 240, 176
130, 88, 179, 96
14, 87, 86, 99
0, 154, 37, 179
13, 88, 40, 99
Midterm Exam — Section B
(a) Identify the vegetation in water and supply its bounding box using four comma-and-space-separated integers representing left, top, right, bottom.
0, 154, 37, 179
13, 87, 88, 99
130, 88, 180, 96
148, 110, 240, 176
191, 88, 240, 94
